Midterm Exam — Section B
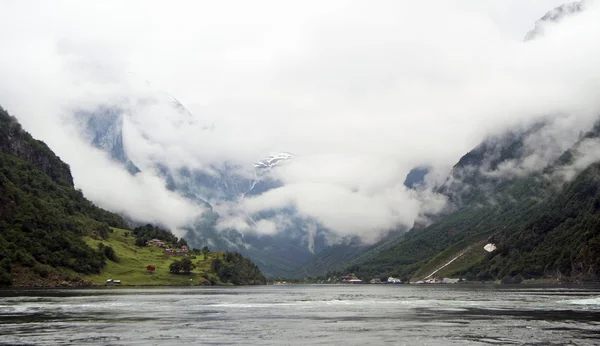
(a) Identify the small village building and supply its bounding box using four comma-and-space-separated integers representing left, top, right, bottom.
424, 277, 443, 284
148, 239, 165, 247
387, 277, 402, 284
174, 245, 190, 256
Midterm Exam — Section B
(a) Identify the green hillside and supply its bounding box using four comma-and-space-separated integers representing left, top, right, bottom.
84, 228, 266, 286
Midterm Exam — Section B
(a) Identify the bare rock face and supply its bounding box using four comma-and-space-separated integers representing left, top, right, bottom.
0, 107, 74, 187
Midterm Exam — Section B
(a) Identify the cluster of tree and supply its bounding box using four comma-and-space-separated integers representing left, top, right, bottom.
169, 258, 195, 274
211, 251, 266, 285
197, 246, 211, 256
0, 107, 126, 286
132, 224, 186, 247
97, 243, 117, 262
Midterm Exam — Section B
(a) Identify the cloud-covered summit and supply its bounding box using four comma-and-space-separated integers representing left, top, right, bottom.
525, 1, 585, 40
1, 0, 600, 245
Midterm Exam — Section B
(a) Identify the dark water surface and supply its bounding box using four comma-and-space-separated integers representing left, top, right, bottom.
1, 284, 599, 345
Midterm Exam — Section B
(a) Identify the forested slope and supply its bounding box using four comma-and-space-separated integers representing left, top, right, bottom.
351, 122, 600, 283
0, 106, 267, 287
0, 107, 127, 285
473, 162, 600, 281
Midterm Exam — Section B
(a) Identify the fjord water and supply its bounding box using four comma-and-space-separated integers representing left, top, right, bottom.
1, 285, 599, 345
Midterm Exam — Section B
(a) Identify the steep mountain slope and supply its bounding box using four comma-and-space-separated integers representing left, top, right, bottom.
486, 164, 600, 281
0, 106, 267, 286
403, 166, 431, 189
0, 106, 128, 286
466, 133, 600, 282
352, 119, 600, 282
77, 107, 140, 174
1, 110, 74, 187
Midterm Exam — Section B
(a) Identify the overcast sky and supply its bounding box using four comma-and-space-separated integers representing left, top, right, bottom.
1, 0, 599, 241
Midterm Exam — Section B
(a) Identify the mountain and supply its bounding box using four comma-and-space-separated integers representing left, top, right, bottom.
258, 1, 594, 280
254, 152, 295, 169
0, 106, 266, 286
525, 1, 584, 40
404, 166, 431, 189
61, 1, 594, 279
294, 229, 406, 278
0, 106, 127, 286
76, 82, 334, 277
474, 161, 600, 281
347, 118, 600, 282
77, 107, 140, 174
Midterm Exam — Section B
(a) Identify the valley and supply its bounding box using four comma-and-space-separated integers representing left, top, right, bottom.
1, 0, 599, 288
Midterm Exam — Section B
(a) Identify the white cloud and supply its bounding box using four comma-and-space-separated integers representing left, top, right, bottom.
1, 0, 600, 241
554, 138, 600, 182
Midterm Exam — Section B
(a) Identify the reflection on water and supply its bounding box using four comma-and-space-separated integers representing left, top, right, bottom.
1, 285, 599, 345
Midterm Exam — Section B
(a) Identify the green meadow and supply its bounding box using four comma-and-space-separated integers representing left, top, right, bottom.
83, 228, 224, 286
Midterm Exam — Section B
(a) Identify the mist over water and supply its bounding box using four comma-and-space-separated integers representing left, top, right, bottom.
1, 285, 599, 345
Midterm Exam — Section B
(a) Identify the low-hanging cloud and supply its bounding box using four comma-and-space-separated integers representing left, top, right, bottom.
554, 138, 600, 182
1, 0, 600, 242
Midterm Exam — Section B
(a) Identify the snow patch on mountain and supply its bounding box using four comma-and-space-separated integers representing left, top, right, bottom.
254, 152, 295, 169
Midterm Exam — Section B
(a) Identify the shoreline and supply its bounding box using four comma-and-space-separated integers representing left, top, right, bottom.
3, 281, 600, 290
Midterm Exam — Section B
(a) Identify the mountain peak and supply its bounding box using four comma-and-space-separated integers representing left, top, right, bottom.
525, 1, 584, 41
254, 152, 295, 169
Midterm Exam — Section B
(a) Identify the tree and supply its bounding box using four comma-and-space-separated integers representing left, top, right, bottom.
98, 243, 117, 262
169, 260, 182, 274
180, 258, 195, 274
210, 252, 266, 285
169, 258, 195, 274
201, 246, 210, 256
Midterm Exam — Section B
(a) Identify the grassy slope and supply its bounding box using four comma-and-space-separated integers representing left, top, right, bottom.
83, 228, 223, 286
